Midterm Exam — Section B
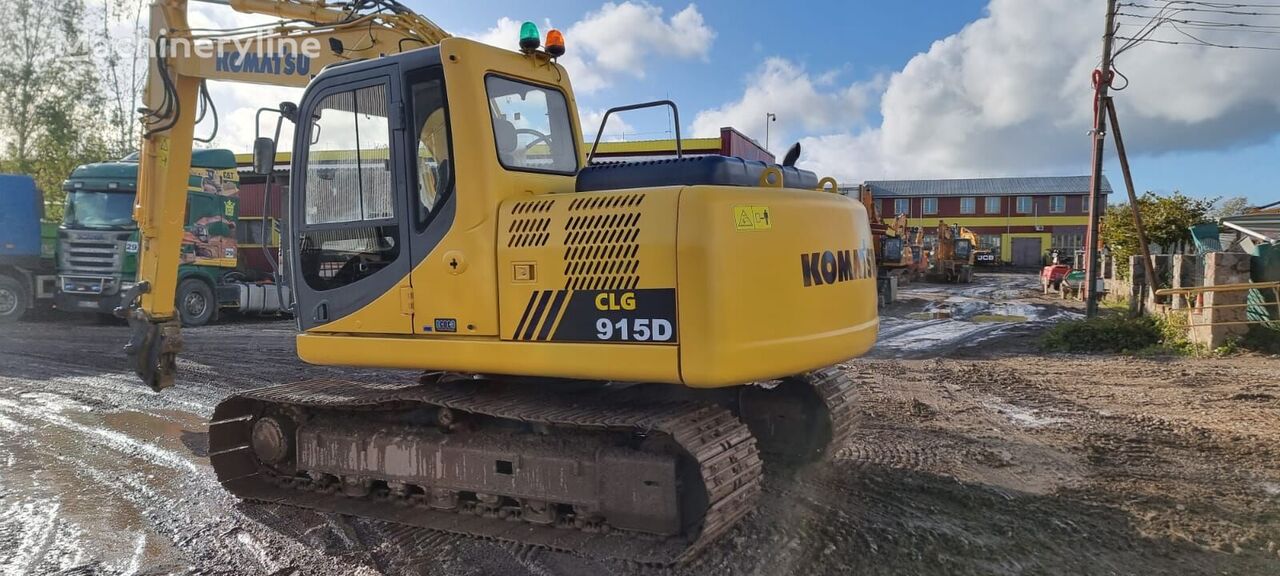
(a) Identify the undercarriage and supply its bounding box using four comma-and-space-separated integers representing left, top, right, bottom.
208, 367, 856, 564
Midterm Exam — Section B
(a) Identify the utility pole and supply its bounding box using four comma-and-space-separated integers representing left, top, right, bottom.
1105, 97, 1159, 316
765, 112, 776, 151
1084, 0, 1117, 317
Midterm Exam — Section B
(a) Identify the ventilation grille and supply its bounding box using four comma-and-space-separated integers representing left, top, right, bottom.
507, 199, 555, 248
563, 194, 645, 290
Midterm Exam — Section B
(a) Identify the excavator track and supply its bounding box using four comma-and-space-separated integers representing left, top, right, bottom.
207, 375, 763, 564
738, 366, 859, 463
807, 366, 860, 461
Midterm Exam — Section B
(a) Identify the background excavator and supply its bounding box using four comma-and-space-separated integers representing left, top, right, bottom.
962, 225, 997, 267
928, 220, 975, 283
122, 0, 879, 564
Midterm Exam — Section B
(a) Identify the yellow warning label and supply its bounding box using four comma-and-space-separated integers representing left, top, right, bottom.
733, 205, 772, 230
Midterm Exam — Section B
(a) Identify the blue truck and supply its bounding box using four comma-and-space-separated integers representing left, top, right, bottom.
0, 174, 57, 323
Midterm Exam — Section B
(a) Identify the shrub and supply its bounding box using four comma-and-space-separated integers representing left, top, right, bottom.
1040, 315, 1163, 353
1155, 312, 1195, 353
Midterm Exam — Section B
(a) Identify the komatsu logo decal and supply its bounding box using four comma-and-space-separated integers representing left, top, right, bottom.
801, 248, 874, 287
215, 51, 312, 76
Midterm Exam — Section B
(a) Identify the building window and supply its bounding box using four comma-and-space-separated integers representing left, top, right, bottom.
1082, 195, 1091, 213
985, 196, 1001, 214
1053, 234, 1084, 249
960, 197, 975, 214
1016, 196, 1033, 214
978, 234, 1001, 250
922, 197, 938, 215
894, 198, 909, 216
1050, 195, 1066, 213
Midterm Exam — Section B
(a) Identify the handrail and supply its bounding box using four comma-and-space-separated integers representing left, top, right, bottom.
1155, 281, 1280, 296
584, 100, 681, 167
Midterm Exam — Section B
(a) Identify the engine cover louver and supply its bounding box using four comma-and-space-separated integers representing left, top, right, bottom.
507, 199, 554, 248
563, 194, 645, 291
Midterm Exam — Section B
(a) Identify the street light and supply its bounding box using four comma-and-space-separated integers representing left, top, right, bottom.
765, 112, 777, 151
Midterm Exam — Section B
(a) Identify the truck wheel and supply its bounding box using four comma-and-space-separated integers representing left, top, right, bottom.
0, 275, 27, 324
177, 278, 215, 327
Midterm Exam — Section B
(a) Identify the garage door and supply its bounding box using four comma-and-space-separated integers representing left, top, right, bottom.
1011, 237, 1043, 267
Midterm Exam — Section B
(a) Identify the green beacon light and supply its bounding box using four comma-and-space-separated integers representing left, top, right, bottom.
519, 21, 540, 53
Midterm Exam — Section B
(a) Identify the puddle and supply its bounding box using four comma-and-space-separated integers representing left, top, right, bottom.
181, 430, 210, 457
972, 314, 1027, 323
922, 298, 1049, 322
985, 400, 1067, 428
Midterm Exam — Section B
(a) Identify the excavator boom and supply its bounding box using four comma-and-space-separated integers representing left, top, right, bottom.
127, 0, 449, 390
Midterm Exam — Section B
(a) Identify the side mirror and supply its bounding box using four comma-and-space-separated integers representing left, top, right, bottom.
253, 137, 276, 175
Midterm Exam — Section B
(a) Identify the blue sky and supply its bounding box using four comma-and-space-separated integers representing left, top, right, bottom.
203, 0, 1279, 206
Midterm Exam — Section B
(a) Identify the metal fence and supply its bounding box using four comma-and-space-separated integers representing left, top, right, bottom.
1154, 281, 1280, 328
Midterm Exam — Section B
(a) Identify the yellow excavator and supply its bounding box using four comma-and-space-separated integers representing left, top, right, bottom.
959, 225, 995, 267
122, 0, 878, 563
928, 220, 974, 283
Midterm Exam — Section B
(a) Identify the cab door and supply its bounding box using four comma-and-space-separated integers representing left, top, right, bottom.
291, 66, 414, 333
400, 63, 458, 336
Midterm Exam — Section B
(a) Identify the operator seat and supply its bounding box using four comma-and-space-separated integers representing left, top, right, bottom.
493, 118, 517, 165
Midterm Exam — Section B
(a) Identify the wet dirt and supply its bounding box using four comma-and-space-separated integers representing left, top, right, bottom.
1, 273, 1278, 575
872, 271, 1082, 358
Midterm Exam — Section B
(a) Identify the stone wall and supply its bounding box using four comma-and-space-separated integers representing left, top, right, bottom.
1127, 252, 1254, 348
1188, 252, 1252, 348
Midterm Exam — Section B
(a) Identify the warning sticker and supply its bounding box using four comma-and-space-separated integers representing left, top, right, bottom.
733, 205, 772, 230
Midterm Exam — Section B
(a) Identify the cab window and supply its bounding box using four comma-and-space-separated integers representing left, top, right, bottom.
409, 69, 452, 226
300, 83, 399, 292
485, 76, 577, 174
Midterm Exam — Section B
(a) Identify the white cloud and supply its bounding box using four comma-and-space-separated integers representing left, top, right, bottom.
569, 3, 713, 76
202, 81, 304, 153
702, 0, 1280, 186
464, 2, 714, 94
580, 107, 637, 142
690, 58, 876, 152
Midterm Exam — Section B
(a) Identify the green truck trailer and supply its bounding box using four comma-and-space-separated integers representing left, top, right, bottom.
55, 150, 289, 326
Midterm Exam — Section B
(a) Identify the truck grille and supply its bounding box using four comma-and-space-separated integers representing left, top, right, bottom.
58, 231, 130, 273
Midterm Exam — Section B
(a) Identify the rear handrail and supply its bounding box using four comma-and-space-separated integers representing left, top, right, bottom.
584, 100, 682, 167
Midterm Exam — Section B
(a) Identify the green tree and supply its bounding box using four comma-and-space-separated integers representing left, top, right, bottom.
1211, 196, 1251, 220
1102, 191, 1216, 278
95, 0, 149, 157
0, 0, 110, 220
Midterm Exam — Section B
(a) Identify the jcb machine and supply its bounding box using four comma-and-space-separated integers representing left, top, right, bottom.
124, 0, 877, 563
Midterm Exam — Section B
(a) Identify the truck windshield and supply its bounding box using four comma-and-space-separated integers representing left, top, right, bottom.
63, 191, 136, 229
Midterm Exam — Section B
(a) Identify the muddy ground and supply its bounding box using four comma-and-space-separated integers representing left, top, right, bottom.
1, 272, 1278, 575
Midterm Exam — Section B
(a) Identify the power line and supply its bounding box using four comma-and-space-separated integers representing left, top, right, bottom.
1114, 34, 1280, 49
1119, 2, 1280, 16
1117, 18, 1280, 36
1116, 12, 1280, 28
1113, 0, 1280, 54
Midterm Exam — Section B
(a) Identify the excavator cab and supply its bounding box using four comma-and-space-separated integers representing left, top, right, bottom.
267, 40, 584, 335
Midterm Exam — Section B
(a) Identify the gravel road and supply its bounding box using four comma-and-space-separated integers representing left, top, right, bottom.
2, 272, 1277, 575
